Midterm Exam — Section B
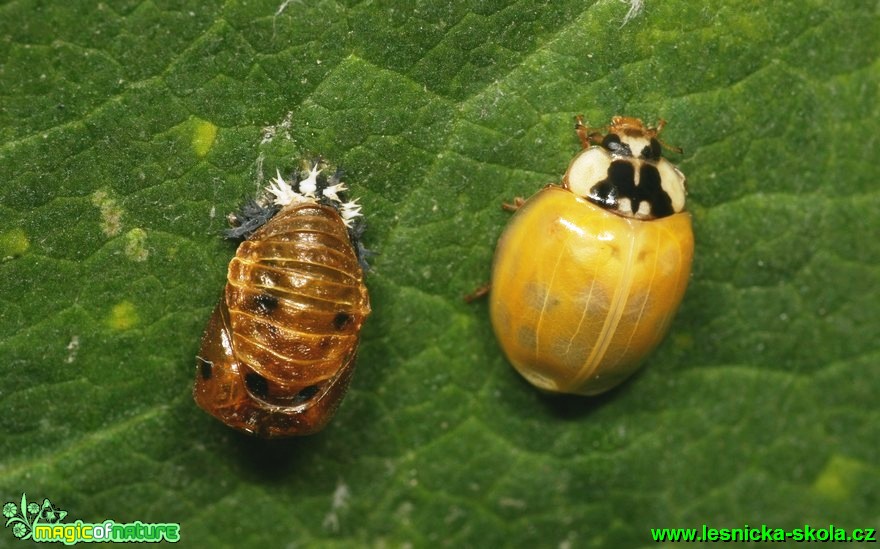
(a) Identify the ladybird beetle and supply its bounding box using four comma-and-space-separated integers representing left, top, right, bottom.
489, 116, 693, 395
194, 160, 370, 437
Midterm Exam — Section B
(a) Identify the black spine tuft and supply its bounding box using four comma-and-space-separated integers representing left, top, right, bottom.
346, 217, 375, 271
224, 200, 281, 240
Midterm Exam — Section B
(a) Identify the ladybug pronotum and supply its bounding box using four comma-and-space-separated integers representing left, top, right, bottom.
194, 161, 370, 437
489, 116, 693, 395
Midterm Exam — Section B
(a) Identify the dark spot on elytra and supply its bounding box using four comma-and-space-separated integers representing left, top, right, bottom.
253, 293, 279, 315
333, 312, 353, 330
293, 384, 321, 404
588, 161, 633, 209
588, 160, 674, 218
245, 372, 269, 399
198, 357, 213, 380
638, 164, 673, 217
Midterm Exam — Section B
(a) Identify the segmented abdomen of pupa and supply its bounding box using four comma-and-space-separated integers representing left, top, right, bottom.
225, 202, 370, 389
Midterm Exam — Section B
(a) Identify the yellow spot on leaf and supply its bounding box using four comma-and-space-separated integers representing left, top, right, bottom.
124, 228, 149, 262
0, 228, 30, 258
107, 301, 139, 331
91, 189, 123, 237
812, 454, 868, 501
192, 118, 218, 157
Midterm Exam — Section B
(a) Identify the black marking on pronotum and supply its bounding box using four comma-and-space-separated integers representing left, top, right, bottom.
225, 200, 281, 240
253, 293, 279, 315
588, 160, 674, 218
198, 357, 213, 380
601, 133, 633, 157
333, 312, 353, 330
644, 138, 662, 161
244, 372, 270, 399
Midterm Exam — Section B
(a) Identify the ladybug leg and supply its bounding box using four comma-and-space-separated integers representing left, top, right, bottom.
575, 115, 605, 149
464, 284, 490, 303
502, 197, 526, 212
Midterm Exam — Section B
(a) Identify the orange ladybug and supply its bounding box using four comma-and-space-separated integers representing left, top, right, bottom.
489, 116, 693, 395
194, 161, 370, 437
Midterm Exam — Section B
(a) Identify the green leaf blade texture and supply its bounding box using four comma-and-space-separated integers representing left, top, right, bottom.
2, 1, 878, 547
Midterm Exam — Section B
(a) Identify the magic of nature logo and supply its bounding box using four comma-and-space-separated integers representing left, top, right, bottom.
3, 493, 180, 544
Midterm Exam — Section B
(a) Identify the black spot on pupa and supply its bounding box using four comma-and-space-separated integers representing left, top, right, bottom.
333, 312, 353, 330
245, 372, 270, 399
253, 293, 279, 315
198, 357, 213, 380
293, 384, 321, 404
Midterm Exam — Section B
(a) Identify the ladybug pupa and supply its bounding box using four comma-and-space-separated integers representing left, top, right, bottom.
489, 116, 693, 396
194, 160, 370, 437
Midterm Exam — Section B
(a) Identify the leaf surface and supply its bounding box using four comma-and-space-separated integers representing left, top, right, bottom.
1, 1, 878, 546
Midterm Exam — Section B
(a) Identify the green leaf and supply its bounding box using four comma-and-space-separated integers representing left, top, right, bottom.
2, 1, 878, 547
